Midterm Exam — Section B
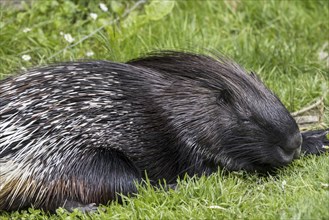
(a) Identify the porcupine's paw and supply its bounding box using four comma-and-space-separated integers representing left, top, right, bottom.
62, 201, 98, 213
167, 183, 178, 190
301, 129, 329, 155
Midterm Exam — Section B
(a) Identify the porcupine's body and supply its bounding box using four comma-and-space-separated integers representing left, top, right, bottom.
0, 52, 328, 212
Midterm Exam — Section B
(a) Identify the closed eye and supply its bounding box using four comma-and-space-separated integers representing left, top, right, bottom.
216, 90, 231, 105
240, 118, 250, 124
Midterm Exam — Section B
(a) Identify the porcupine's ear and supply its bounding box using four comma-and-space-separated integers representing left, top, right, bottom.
301, 129, 329, 155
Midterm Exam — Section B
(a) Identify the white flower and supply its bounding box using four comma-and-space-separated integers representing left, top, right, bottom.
22, 54, 31, 61
64, 33, 75, 43
90, 13, 98, 20
22, 28, 31, 33
318, 51, 328, 61
86, 51, 94, 57
60, 31, 64, 36
281, 180, 286, 190
99, 3, 108, 12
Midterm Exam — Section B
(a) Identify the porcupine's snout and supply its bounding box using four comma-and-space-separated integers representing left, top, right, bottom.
277, 132, 302, 164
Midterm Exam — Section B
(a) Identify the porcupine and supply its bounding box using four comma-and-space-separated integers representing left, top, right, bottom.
0, 51, 328, 212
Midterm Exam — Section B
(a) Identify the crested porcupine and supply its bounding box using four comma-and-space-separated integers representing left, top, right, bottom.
0, 51, 328, 212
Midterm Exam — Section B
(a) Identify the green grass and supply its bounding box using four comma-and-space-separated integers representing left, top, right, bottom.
0, 0, 328, 219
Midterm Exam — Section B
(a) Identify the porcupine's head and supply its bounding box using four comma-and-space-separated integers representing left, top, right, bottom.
128, 51, 302, 173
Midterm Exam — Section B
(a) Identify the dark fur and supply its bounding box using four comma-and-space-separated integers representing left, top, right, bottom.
0, 51, 327, 212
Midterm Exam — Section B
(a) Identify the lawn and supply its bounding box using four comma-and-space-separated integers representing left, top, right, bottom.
0, 0, 328, 219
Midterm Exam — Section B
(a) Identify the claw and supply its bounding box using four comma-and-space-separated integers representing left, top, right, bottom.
62, 201, 98, 213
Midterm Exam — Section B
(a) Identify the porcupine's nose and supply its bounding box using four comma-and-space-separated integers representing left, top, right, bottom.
280, 132, 302, 161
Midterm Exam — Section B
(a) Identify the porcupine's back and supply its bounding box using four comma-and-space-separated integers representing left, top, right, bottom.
0, 61, 161, 211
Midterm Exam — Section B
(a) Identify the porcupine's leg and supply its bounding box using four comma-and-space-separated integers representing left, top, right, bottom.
0, 149, 141, 213
301, 129, 329, 155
